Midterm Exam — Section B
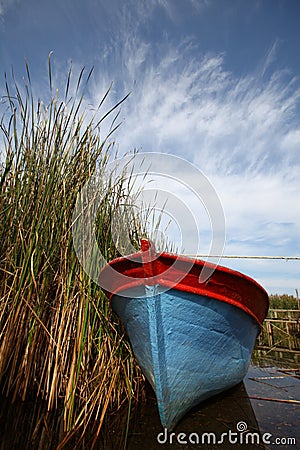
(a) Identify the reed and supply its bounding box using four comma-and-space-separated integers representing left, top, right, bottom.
269, 294, 299, 310
0, 57, 145, 449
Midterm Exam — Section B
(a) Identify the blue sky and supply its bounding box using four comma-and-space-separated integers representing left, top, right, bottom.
1, 0, 300, 295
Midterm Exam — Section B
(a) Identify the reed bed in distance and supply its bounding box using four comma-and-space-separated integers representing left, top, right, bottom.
0, 58, 145, 449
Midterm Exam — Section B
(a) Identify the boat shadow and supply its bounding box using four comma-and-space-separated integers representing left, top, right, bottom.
127, 380, 265, 449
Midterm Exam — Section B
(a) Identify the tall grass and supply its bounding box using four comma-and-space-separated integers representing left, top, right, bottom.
0, 58, 145, 449
269, 294, 299, 310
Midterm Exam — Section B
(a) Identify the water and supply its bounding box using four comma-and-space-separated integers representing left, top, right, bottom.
0, 358, 299, 449
244, 363, 299, 449
126, 358, 299, 449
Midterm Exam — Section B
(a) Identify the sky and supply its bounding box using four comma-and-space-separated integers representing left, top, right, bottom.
0, 0, 300, 295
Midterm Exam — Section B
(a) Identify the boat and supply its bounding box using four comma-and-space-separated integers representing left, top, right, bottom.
99, 240, 269, 430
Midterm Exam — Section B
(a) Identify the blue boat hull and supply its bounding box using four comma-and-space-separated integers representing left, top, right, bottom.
111, 286, 260, 430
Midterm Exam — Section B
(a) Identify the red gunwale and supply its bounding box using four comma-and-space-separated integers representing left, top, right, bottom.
99, 242, 269, 326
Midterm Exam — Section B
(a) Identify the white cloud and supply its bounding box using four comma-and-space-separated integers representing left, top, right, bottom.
114, 47, 300, 178
90, 36, 299, 293
212, 172, 300, 248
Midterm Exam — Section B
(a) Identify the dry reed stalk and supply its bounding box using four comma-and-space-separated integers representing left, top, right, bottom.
248, 396, 300, 405
0, 57, 145, 448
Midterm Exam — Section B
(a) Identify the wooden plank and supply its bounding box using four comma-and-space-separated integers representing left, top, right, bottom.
255, 345, 300, 354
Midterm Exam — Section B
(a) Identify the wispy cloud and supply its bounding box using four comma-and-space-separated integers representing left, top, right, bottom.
88, 33, 300, 293
0, 0, 19, 18
260, 39, 281, 78
107, 39, 300, 179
